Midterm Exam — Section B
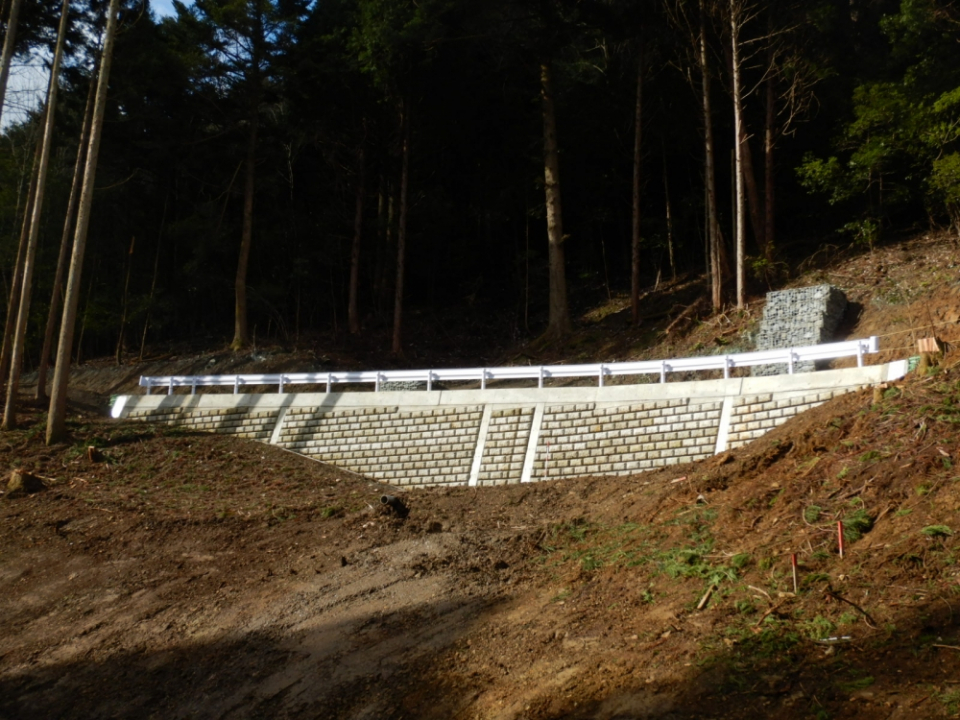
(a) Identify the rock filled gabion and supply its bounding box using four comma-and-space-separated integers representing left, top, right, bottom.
379, 381, 427, 392
752, 285, 848, 376
379, 380, 449, 392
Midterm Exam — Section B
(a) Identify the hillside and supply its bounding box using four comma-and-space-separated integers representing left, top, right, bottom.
1, 231, 960, 719
33, 229, 960, 403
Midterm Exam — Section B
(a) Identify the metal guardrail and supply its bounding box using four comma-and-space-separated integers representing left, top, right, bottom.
138, 337, 880, 396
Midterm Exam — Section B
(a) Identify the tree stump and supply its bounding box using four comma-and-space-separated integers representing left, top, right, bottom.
6, 470, 46, 498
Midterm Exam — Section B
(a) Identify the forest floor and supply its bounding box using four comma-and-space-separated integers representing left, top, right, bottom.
2, 230, 960, 719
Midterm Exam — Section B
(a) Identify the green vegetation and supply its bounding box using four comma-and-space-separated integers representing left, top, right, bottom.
836, 676, 875, 693
921, 525, 953, 538
842, 508, 874, 542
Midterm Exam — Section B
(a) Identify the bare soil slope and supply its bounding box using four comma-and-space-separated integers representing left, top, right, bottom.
2, 361, 960, 719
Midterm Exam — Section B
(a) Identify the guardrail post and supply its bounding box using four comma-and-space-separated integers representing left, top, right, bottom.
788, 350, 795, 375
191, 379, 197, 395
723, 356, 731, 379
538, 366, 544, 389
168, 378, 174, 396
278, 375, 285, 393
598, 363, 605, 387
660, 361, 667, 384
856, 342, 864, 368
375, 372, 381, 392
233, 376, 240, 394
145, 379, 152, 395
326, 372, 332, 394
427, 371, 433, 392
481, 369, 487, 390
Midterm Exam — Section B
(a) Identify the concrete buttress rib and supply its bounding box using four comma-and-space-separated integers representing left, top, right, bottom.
269, 407, 288, 445
520, 404, 545, 484
714, 397, 735, 455
469, 405, 493, 487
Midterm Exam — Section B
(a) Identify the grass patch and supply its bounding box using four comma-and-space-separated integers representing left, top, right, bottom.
537, 519, 653, 571
804, 505, 822, 523
921, 525, 953, 538
842, 508, 874, 542
940, 687, 960, 715
800, 615, 836, 640
836, 676, 875, 693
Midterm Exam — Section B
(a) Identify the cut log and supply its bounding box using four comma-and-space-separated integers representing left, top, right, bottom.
6, 470, 46, 498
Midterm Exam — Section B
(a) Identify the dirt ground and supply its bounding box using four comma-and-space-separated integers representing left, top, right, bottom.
2, 232, 960, 719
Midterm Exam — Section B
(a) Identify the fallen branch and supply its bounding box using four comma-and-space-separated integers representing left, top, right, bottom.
754, 599, 786, 627
664, 298, 707, 336
697, 584, 716, 611
824, 590, 878, 629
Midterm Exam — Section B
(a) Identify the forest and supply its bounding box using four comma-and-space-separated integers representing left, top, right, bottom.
0, 0, 958, 441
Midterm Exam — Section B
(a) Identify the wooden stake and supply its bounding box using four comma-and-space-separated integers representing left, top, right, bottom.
697, 584, 716, 610
791, 553, 798, 593
837, 520, 845, 559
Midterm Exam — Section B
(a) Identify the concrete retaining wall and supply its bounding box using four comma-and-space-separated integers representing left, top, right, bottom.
111, 360, 908, 488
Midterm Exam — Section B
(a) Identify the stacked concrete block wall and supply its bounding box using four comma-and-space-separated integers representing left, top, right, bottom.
278, 405, 483, 487
725, 388, 863, 449
126, 407, 278, 440
529, 399, 723, 481
753, 285, 848, 376
476, 408, 534, 487
114, 361, 908, 489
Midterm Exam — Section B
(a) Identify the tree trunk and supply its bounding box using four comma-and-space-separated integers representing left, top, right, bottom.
740, 125, 766, 255
764, 48, 775, 260
391, 102, 410, 357
114, 235, 134, 365
664, 152, 676, 280
231, 114, 258, 351
700, 0, 722, 311
631, 49, 643, 327
46, 0, 121, 445
0, 131, 40, 393
730, 0, 746, 309
348, 141, 365, 335
0, 0, 11, 37
138, 194, 167, 362
373, 174, 385, 314
0, 0, 22, 129
2, 0, 69, 430
540, 60, 571, 341
36, 68, 95, 402
381, 182, 396, 315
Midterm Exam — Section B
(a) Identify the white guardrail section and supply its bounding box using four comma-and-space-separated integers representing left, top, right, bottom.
138, 337, 880, 396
